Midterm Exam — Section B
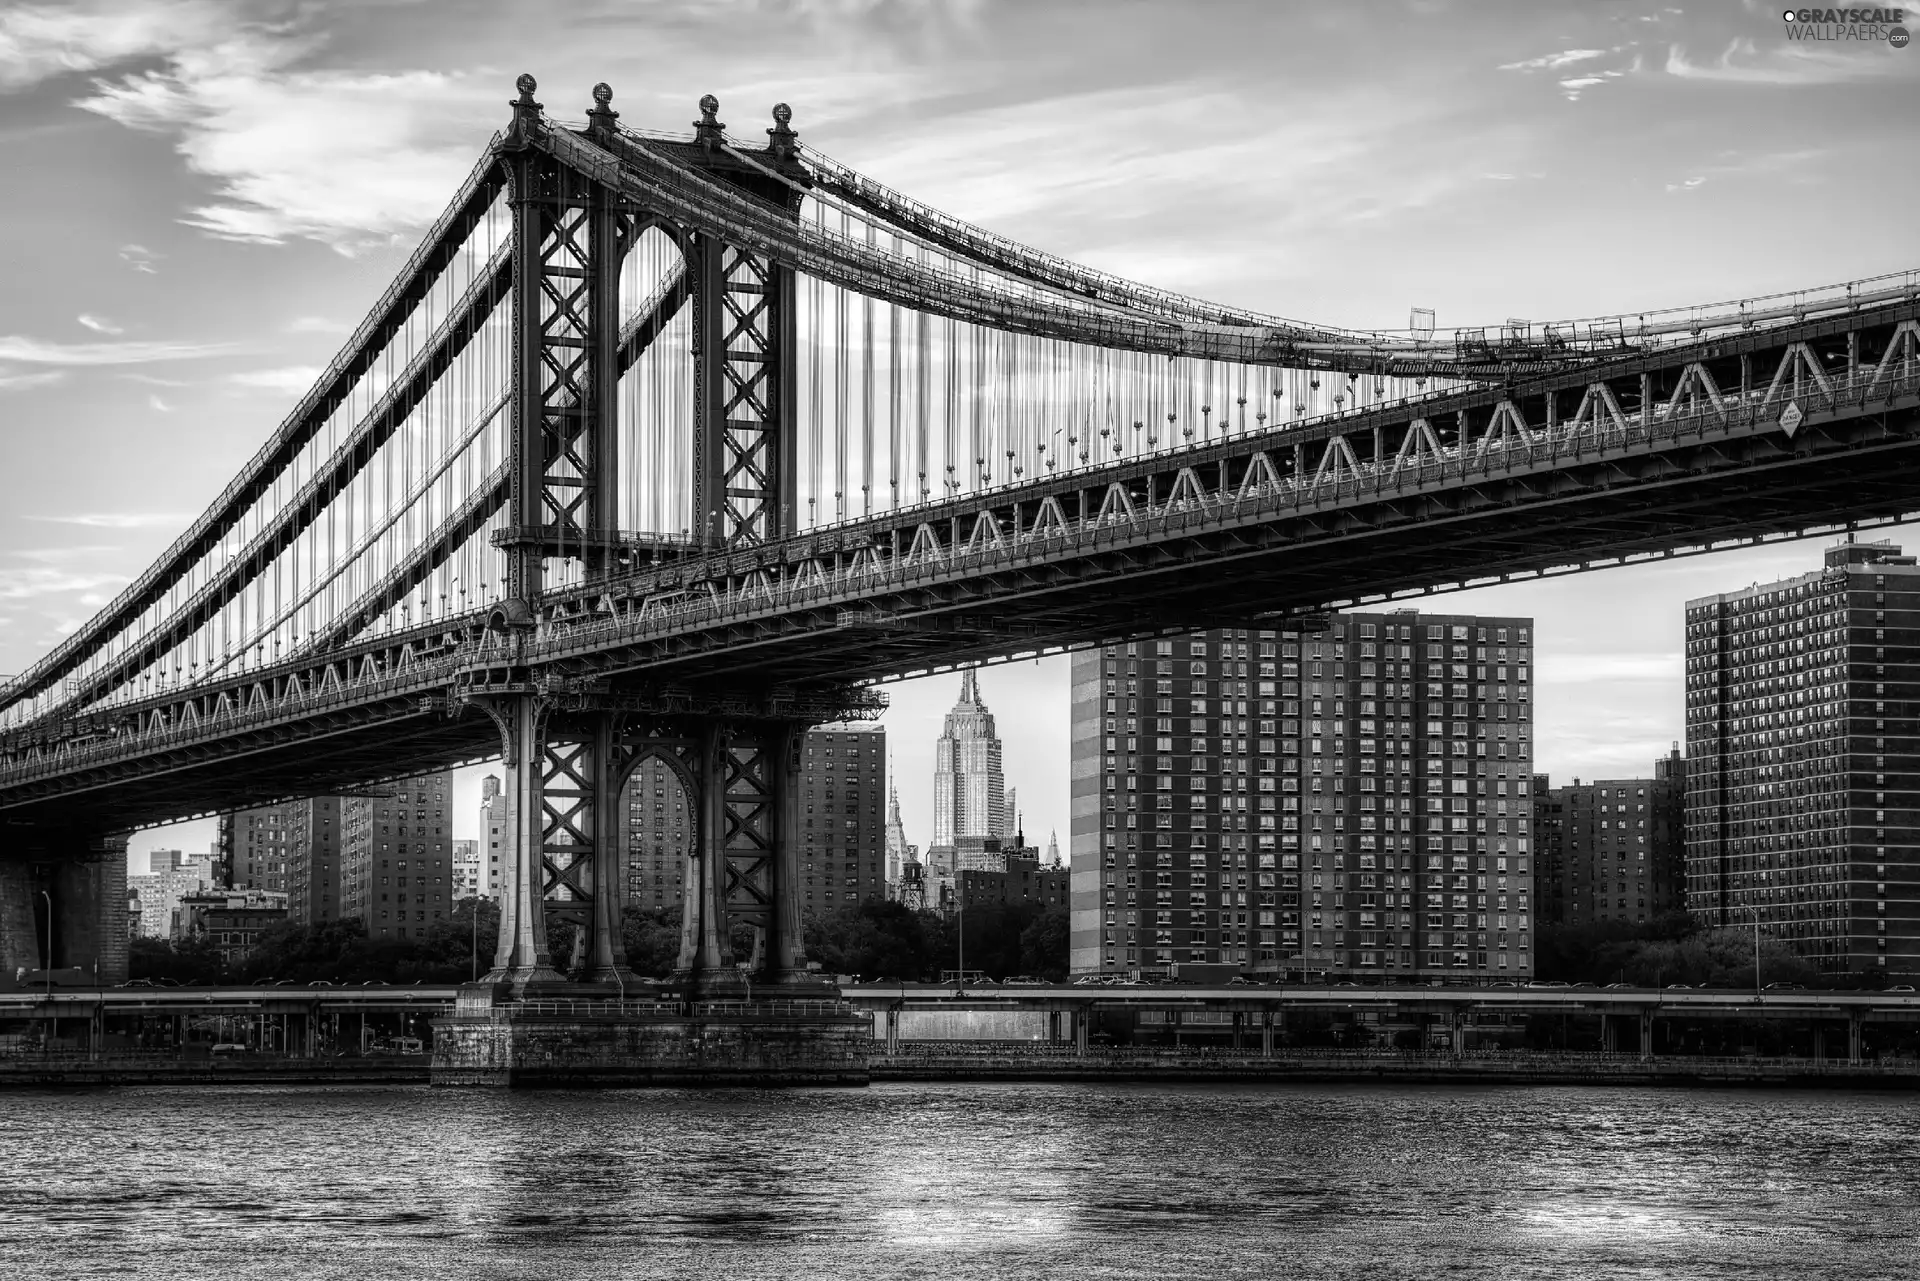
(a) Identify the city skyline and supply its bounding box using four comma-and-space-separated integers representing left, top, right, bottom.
2, 2, 1913, 877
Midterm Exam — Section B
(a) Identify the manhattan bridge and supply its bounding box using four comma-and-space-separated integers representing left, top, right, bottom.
1, 77, 1916, 995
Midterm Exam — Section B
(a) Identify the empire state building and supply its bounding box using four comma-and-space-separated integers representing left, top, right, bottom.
929, 669, 1006, 872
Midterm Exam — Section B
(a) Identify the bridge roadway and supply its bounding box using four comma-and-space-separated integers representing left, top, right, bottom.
5, 981, 1917, 1025
2, 298, 1917, 834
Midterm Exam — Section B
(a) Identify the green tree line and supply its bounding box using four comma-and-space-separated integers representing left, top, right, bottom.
129, 898, 1069, 985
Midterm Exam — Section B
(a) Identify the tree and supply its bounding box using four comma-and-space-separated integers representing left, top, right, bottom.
128, 933, 225, 985
1017, 907, 1071, 981
621, 905, 682, 977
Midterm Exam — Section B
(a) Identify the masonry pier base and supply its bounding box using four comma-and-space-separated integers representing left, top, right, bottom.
430, 984, 870, 1087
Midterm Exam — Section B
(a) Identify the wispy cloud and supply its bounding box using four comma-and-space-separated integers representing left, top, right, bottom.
148, 393, 172, 412
118, 243, 159, 274
228, 365, 319, 393
0, 335, 232, 365
0, 0, 226, 89
77, 313, 124, 334
0, 370, 65, 392
0, 566, 127, 602
1664, 37, 1907, 85
24, 512, 188, 529
286, 315, 351, 334
1499, 48, 1607, 72
118, 371, 188, 387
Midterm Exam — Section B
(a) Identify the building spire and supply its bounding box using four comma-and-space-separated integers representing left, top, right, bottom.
959, 666, 979, 705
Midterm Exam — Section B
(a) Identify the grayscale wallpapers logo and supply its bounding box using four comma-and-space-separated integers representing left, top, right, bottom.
1781, 8, 1910, 44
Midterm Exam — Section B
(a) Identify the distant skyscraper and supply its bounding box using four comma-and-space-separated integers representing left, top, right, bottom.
929, 670, 1006, 875
1685, 539, 1919, 976
480, 774, 507, 900
451, 839, 482, 900
884, 779, 918, 897
1045, 830, 1061, 868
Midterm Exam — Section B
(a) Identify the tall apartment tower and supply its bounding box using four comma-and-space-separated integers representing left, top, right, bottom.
1685, 539, 1919, 976
1533, 748, 1687, 929
625, 757, 693, 912
1070, 612, 1536, 979
480, 774, 507, 900
928, 670, 1006, 874
622, 727, 888, 915
340, 771, 454, 940
799, 726, 888, 911
221, 800, 343, 925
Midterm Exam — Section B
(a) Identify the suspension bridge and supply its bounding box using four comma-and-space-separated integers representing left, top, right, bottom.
1, 76, 1916, 1001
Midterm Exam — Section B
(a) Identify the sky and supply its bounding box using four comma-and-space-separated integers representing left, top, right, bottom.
0, 0, 1915, 872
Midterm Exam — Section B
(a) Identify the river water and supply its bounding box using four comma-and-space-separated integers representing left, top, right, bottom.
1, 1082, 1914, 1279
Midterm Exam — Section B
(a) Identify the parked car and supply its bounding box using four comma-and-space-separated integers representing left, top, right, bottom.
1002, 976, 1047, 986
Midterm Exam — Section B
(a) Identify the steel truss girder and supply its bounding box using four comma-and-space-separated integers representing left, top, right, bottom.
3, 283, 1920, 838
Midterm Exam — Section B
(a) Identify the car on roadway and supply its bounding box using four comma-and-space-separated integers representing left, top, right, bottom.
209, 1043, 251, 1058
1763, 982, 1806, 992
1665, 984, 1692, 990
1888, 985, 1916, 993
1603, 983, 1635, 990
1526, 981, 1571, 989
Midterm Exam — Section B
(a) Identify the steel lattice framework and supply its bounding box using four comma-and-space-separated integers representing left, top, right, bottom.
1, 75, 1917, 992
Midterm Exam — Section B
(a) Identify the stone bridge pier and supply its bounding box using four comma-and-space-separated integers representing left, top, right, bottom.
0, 834, 128, 990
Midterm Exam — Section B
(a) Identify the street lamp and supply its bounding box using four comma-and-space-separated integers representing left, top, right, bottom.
39, 889, 52, 1001
1749, 905, 1763, 994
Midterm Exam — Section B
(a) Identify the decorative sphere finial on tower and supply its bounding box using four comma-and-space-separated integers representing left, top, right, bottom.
509, 73, 543, 134
767, 101, 798, 160
693, 93, 725, 147
586, 81, 619, 135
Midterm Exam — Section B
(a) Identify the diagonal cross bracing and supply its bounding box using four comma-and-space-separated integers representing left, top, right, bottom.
301, 264, 690, 655
2, 148, 509, 718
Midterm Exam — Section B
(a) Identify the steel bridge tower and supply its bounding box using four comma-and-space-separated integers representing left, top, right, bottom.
472, 78, 842, 997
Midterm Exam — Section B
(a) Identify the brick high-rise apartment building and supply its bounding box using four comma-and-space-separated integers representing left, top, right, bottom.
1534, 750, 1687, 928
220, 800, 344, 926
341, 771, 454, 940
1685, 539, 1919, 976
1070, 611, 1537, 980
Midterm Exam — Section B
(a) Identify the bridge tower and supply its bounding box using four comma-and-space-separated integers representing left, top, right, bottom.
469, 77, 839, 998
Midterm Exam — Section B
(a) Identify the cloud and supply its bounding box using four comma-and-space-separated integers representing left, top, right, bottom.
118, 372, 187, 386
0, 369, 65, 392
0, 335, 231, 365
1499, 48, 1607, 72
24, 512, 188, 528
0, 566, 127, 602
228, 365, 319, 393
148, 393, 171, 412
0, 0, 227, 90
1664, 37, 1906, 85
77, 313, 123, 334
286, 315, 351, 334
1665, 175, 1707, 193
118, 243, 159, 274
69, 19, 497, 253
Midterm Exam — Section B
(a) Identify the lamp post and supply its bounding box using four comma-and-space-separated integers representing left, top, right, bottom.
39, 889, 52, 999
1750, 905, 1763, 994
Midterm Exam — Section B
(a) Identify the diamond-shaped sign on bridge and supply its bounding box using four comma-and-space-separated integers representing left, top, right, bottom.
1779, 401, 1805, 437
